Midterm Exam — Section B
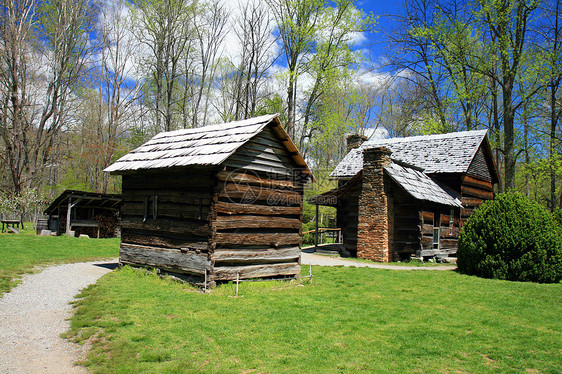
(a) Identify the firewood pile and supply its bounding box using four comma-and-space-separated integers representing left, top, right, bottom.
94, 214, 119, 238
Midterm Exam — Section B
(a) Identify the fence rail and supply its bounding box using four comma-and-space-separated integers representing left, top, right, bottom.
303, 227, 342, 246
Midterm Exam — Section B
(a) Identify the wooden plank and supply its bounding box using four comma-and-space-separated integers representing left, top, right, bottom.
123, 174, 212, 190
461, 185, 494, 200
462, 175, 493, 191
251, 130, 290, 151
461, 197, 484, 208
461, 208, 474, 218
214, 215, 301, 230
421, 211, 434, 224
232, 144, 294, 165
121, 230, 209, 251
215, 201, 301, 216
217, 170, 297, 190
421, 236, 433, 248
242, 141, 294, 160
439, 238, 458, 249
211, 247, 301, 264
120, 243, 210, 275
121, 216, 210, 237
218, 183, 302, 205
223, 160, 293, 177
215, 233, 301, 247
123, 190, 212, 205
122, 202, 210, 220
211, 262, 301, 281
227, 152, 288, 171
420, 223, 433, 235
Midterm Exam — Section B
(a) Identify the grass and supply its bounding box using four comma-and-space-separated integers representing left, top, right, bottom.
0, 223, 119, 295
67, 265, 562, 374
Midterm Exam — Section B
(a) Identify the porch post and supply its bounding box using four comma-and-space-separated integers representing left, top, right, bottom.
314, 203, 319, 248
66, 195, 72, 236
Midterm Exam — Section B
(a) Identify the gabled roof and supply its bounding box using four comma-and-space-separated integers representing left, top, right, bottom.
104, 114, 312, 178
331, 130, 495, 180
384, 163, 462, 208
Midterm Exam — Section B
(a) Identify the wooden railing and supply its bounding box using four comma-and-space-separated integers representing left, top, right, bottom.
303, 227, 342, 246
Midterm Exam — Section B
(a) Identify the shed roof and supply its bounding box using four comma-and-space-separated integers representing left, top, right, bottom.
104, 114, 312, 177
309, 162, 462, 208
384, 163, 462, 208
330, 130, 494, 179
45, 190, 122, 215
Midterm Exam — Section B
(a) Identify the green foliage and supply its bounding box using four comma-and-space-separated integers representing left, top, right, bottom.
554, 208, 562, 227
458, 192, 562, 283
67, 265, 562, 373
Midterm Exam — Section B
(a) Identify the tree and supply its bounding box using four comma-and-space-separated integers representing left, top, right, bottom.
267, 0, 323, 138
0, 0, 96, 194
538, 0, 562, 210
98, 0, 141, 192
189, 0, 227, 127
232, 0, 278, 120
131, 0, 198, 132
388, 0, 450, 132
474, 0, 539, 190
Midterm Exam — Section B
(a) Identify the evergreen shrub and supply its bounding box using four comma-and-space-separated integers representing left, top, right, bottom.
457, 192, 562, 283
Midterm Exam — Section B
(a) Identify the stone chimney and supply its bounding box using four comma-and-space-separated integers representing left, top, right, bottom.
346, 134, 368, 153
357, 147, 392, 262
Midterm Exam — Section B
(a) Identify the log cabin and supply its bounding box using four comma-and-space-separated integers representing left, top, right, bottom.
310, 130, 499, 262
104, 114, 312, 284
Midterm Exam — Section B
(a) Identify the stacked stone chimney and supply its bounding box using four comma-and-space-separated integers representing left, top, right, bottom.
346, 134, 368, 153
357, 147, 392, 262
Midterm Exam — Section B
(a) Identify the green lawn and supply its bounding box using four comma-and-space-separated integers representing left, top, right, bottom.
0, 224, 119, 294
67, 265, 562, 374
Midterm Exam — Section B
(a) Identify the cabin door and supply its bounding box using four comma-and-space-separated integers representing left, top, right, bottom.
432, 213, 440, 250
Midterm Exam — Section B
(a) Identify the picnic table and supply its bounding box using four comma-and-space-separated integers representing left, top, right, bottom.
1, 219, 23, 233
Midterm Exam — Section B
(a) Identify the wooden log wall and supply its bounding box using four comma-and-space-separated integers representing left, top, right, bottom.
209, 124, 306, 281
120, 171, 213, 276
210, 169, 303, 280
460, 175, 494, 227
224, 126, 299, 178
437, 210, 460, 250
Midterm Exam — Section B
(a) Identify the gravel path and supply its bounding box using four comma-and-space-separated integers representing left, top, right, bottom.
301, 252, 456, 270
0, 260, 118, 374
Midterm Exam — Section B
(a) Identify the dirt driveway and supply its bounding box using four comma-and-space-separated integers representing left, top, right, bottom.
0, 260, 117, 374
300, 252, 456, 271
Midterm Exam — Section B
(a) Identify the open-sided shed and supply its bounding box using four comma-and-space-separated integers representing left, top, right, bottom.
104, 114, 312, 284
44, 190, 122, 238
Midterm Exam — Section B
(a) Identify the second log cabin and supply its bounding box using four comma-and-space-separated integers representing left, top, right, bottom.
310, 130, 499, 262
104, 114, 312, 284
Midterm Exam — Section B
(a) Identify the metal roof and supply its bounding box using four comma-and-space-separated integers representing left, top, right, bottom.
331, 130, 490, 179
384, 163, 462, 208
104, 114, 312, 177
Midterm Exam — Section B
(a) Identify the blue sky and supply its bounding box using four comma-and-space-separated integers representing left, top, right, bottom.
355, 1, 402, 67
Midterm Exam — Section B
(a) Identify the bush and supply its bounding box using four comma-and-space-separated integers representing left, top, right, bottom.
458, 192, 562, 283
554, 208, 562, 227
302, 221, 316, 246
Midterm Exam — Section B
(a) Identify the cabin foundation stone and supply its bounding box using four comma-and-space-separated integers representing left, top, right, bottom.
357, 147, 392, 262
